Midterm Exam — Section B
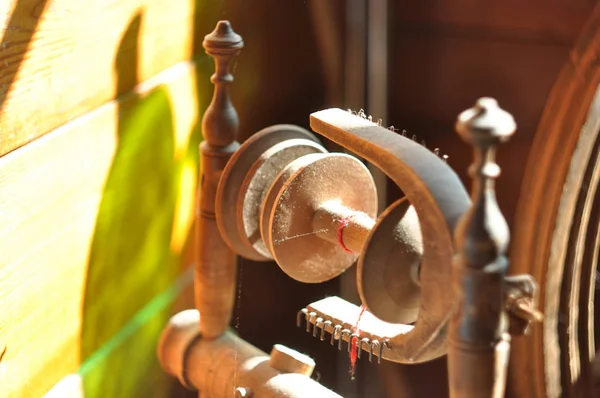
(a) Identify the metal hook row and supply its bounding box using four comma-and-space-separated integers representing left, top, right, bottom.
296, 308, 390, 364
346, 109, 450, 163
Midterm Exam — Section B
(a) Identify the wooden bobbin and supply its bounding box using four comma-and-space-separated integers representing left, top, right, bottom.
217, 125, 425, 293
240, 138, 327, 259
216, 125, 324, 261
261, 152, 377, 283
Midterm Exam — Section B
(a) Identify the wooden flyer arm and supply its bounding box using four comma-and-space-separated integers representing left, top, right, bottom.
310, 109, 470, 362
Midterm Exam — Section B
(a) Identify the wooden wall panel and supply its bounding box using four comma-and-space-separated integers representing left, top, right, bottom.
0, 61, 202, 397
387, 35, 569, 225
393, 0, 595, 45
42, 279, 196, 398
387, 1, 594, 228
0, 0, 196, 156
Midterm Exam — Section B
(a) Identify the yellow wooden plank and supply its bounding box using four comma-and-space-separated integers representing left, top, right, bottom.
41, 275, 196, 398
42, 375, 84, 398
41, 274, 196, 398
79, 273, 196, 398
0, 60, 202, 397
0, 0, 197, 156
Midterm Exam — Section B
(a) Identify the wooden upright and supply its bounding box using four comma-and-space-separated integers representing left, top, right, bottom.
195, 21, 242, 339
448, 98, 515, 398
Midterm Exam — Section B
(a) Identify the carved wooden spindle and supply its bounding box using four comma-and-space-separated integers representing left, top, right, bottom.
195, 21, 243, 339
448, 98, 516, 398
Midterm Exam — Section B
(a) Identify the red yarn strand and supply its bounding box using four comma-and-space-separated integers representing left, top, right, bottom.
337, 215, 354, 253
350, 304, 367, 379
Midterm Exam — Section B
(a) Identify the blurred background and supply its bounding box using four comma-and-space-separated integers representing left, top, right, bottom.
0, 0, 596, 397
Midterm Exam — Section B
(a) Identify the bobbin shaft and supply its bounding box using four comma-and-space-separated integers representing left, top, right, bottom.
312, 201, 376, 254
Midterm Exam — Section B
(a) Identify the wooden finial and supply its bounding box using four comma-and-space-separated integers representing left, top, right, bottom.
202, 20, 244, 146
448, 98, 516, 398
456, 98, 516, 145
454, 97, 516, 267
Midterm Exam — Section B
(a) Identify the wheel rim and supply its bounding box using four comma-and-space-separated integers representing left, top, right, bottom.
508, 6, 600, 396
555, 102, 600, 396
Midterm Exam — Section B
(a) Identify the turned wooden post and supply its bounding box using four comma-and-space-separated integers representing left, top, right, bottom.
448, 98, 516, 398
195, 21, 243, 339
158, 310, 343, 398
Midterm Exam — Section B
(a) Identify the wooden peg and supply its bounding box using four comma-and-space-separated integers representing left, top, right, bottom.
448, 97, 516, 398
195, 21, 243, 339
269, 344, 316, 376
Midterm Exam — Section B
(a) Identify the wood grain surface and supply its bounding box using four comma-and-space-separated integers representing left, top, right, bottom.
0, 0, 196, 156
42, 278, 196, 398
0, 61, 203, 397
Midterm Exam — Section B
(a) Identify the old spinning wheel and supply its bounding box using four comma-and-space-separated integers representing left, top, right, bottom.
158, 10, 600, 397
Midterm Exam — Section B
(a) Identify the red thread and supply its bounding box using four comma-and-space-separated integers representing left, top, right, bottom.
337, 215, 354, 253
350, 304, 367, 379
